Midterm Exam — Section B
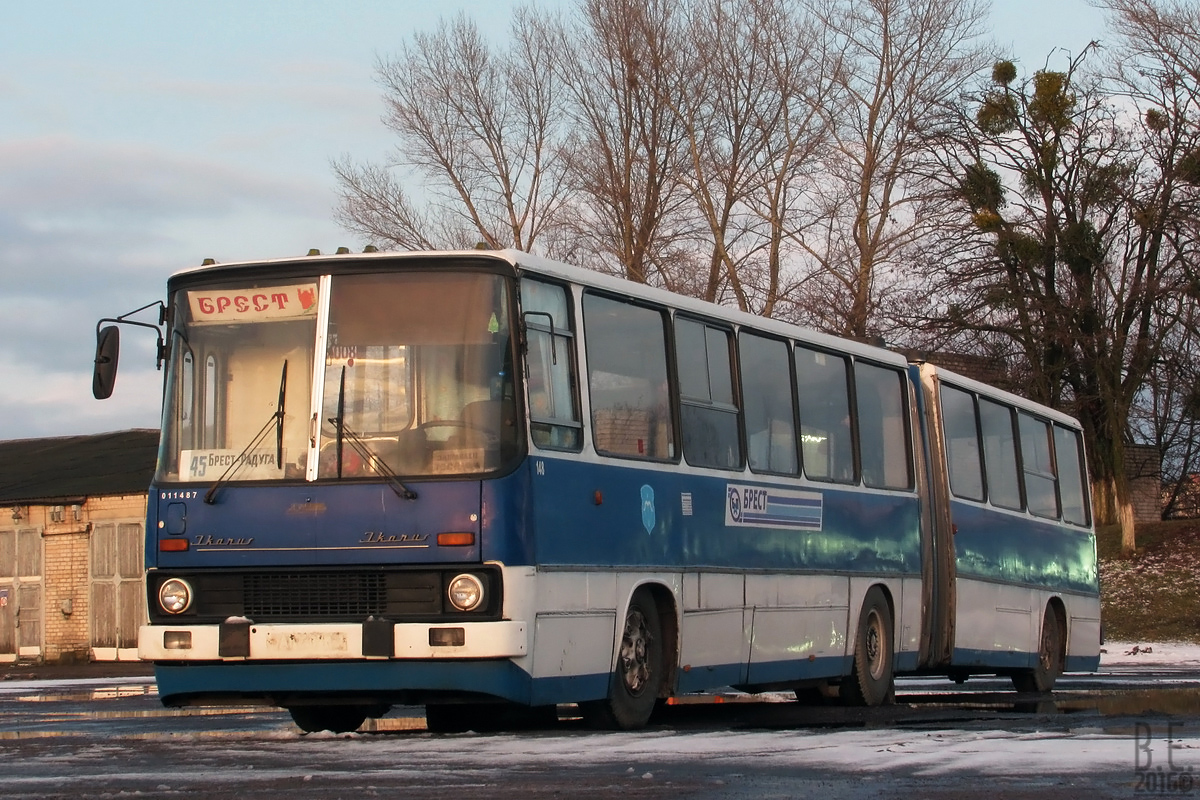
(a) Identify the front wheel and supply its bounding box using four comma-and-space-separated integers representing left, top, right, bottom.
1012, 606, 1063, 693
581, 589, 663, 730
840, 586, 895, 707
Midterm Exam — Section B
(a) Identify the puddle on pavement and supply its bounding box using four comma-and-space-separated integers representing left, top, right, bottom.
10, 684, 158, 703
15, 684, 1200, 719
10, 682, 1200, 738
1061, 688, 1200, 717
900, 687, 1200, 718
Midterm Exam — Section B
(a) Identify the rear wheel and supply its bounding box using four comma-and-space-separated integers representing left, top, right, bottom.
288, 705, 370, 734
581, 589, 663, 730
840, 586, 894, 707
1012, 606, 1063, 693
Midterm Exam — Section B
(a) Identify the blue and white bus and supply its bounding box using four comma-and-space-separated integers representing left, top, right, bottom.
94, 248, 1100, 733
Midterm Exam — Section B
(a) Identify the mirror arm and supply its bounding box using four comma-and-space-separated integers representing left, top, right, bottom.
96, 300, 168, 369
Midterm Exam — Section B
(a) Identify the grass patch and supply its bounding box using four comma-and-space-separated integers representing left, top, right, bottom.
1099, 519, 1200, 643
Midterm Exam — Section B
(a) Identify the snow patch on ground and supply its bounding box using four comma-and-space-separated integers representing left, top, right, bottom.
1101, 641, 1200, 668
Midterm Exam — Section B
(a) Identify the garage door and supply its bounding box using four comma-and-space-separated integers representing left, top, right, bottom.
0, 525, 44, 661
90, 522, 145, 661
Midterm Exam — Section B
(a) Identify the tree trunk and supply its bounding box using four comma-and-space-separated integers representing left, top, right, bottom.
1094, 473, 1137, 555
1118, 495, 1136, 556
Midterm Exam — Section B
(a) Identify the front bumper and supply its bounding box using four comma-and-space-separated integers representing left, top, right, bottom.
139, 619, 528, 661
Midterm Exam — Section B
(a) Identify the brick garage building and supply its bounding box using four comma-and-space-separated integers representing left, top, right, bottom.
1126, 444, 1164, 523
0, 430, 157, 664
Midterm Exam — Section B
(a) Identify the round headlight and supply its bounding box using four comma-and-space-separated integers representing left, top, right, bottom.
159, 578, 193, 614
447, 573, 485, 612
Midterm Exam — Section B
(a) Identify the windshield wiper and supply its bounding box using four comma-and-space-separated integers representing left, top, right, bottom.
328, 366, 418, 500
204, 360, 288, 505
275, 360, 287, 467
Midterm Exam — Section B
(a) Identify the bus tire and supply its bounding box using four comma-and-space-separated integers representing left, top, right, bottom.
582, 589, 663, 730
840, 586, 894, 707
1012, 606, 1063, 693
288, 705, 370, 734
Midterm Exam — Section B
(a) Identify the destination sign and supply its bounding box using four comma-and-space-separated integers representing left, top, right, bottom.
188, 283, 318, 324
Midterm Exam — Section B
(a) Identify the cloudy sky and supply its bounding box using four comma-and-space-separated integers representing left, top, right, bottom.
0, 0, 1106, 443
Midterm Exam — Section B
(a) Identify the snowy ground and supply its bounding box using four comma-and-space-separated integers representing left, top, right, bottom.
1100, 640, 1200, 668
4, 643, 1200, 796
356, 644, 1200, 788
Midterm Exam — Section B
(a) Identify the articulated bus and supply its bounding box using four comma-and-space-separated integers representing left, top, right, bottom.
93, 248, 1100, 733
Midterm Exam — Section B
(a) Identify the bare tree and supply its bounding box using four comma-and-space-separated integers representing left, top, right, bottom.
791, 0, 992, 340
1098, 0, 1200, 528
1133, 301, 1200, 519
1098, 0, 1200, 90
536, 0, 697, 286
334, 11, 571, 251
663, 0, 831, 314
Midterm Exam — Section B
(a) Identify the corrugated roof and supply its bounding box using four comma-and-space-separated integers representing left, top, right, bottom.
0, 429, 159, 503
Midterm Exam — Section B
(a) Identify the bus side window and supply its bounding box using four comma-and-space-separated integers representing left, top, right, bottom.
738, 332, 797, 475
520, 279, 582, 451
940, 384, 984, 501
854, 362, 913, 490
675, 317, 741, 469
583, 294, 675, 461
1054, 424, 1090, 525
795, 346, 854, 483
1019, 412, 1059, 518
978, 398, 1022, 510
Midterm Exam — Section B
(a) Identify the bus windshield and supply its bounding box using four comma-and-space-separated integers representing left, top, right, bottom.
156, 269, 518, 484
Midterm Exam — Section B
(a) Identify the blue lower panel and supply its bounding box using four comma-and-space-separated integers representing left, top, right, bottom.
745, 654, 851, 687
156, 660, 539, 705
1066, 654, 1100, 672
894, 651, 920, 673
156, 652, 948, 706
156, 660, 617, 708
953, 648, 1100, 674
676, 655, 854, 692
953, 647, 1034, 670
678, 652, 919, 692
677, 663, 751, 694
528, 672, 610, 707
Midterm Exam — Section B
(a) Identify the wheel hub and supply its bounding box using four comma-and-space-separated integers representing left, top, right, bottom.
619, 609, 653, 695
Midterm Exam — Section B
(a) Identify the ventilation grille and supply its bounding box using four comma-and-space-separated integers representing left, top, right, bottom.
243, 571, 392, 618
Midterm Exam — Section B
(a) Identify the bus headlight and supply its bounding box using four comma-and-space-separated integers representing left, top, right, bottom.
447, 573, 484, 612
159, 578, 193, 614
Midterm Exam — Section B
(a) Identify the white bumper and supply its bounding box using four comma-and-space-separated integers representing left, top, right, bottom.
139, 619, 528, 661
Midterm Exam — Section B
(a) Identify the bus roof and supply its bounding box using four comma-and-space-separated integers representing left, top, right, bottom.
169, 247, 908, 369
916, 361, 1085, 430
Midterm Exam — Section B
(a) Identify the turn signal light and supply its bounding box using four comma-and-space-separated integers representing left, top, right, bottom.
159, 538, 189, 552
437, 532, 475, 547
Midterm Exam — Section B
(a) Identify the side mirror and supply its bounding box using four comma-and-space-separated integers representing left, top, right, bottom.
93, 326, 120, 400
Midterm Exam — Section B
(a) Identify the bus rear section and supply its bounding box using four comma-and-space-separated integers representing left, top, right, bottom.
917, 362, 1101, 689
